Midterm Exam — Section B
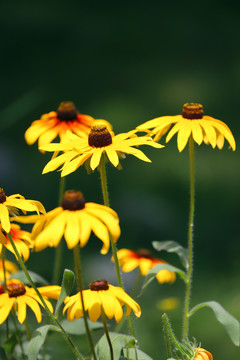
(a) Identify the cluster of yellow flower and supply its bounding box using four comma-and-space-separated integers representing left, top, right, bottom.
1, 100, 233, 359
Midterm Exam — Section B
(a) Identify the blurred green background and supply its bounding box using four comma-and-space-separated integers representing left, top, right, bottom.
1, 0, 240, 358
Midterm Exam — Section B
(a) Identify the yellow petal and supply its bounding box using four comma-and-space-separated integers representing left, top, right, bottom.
90, 148, 104, 170
0, 204, 10, 233
38, 128, 59, 148
42, 152, 76, 174
0, 297, 15, 324
191, 121, 203, 145
16, 297, 27, 323
200, 121, 217, 148
23, 295, 42, 322
138, 258, 152, 275
61, 152, 92, 177
105, 148, 119, 167
64, 212, 80, 249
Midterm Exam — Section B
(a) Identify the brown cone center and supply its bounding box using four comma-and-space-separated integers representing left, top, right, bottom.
7, 283, 26, 297
57, 101, 78, 121
90, 280, 109, 291
0, 188, 6, 203
61, 190, 85, 210
182, 103, 204, 119
137, 249, 152, 258
88, 125, 112, 148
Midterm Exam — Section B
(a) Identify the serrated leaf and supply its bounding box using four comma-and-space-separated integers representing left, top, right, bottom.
152, 240, 188, 268
55, 269, 75, 319
95, 332, 134, 360
10, 271, 49, 286
140, 263, 186, 295
61, 318, 103, 335
189, 301, 240, 346
27, 325, 60, 360
123, 348, 153, 360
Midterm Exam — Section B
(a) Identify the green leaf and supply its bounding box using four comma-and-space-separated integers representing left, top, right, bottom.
55, 269, 75, 319
95, 332, 134, 360
123, 348, 153, 360
3, 334, 18, 355
189, 301, 240, 346
61, 318, 103, 335
140, 263, 186, 295
152, 241, 188, 268
10, 271, 49, 286
0, 346, 8, 360
27, 325, 60, 360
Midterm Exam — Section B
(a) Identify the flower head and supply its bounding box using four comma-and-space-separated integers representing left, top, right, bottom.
63, 279, 141, 323
25, 101, 95, 148
0, 279, 61, 324
0, 188, 45, 234
14, 190, 120, 254
0, 224, 33, 262
40, 123, 164, 176
137, 103, 236, 152
194, 348, 213, 360
0, 260, 18, 281
116, 248, 176, 284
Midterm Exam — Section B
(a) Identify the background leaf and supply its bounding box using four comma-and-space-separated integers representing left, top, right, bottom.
189, 301, 240, 346
123, 348, 153, 360
152, 240, 188, 268
27, 325, 60, 360
55, 269, 75, 319
10, 271, 49, 286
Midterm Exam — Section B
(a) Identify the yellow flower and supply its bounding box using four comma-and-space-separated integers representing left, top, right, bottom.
0, 260, 18, 281
194, 348, 213, 360
137, 103, 236, 152
25, 101, 95, 148
0, 279, 61, 324
116, 248, 176, 284
0, 188, 45, 234
0, 224, 33, 262
14, 190, 120, 254
63, 279, 141, 323
40, 123, 164, 176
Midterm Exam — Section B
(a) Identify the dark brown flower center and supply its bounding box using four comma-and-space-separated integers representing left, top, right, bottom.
61, 190, 85, 210
88, 125, 112, 148
137, 249, 152, 258
7, 283, 26, 297
0, 188, 6, 203
90, 280, 109, 291
57, 101, 78, 121
182, 103, 204, 119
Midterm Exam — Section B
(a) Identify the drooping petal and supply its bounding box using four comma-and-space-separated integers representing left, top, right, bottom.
23, 295, 42, 323
16, 297, 27, 323
64, 212, 80, 249
0, 297, 15, 324
42, 151, 76, 174
90, 148, 104, 170
200, 121, 217, 148
191, 121, 203, 145
0, 204, 10, 233
105, 148, 119, 167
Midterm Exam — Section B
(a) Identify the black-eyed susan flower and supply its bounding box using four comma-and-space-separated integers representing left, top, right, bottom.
194, 348, 213, 360
0, 224, 33, 262
63, 279, 141, 323
14, 190, 120, 254
0, 279, 61, 324
116, 249, 176, 284
0, 260, 18, 281
0, 188, 45, 234
40, 123, 164, 176
25, 101, 95, 148
137, 103, 236, 152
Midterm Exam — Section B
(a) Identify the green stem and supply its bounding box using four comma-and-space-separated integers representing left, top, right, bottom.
52, 177, 66, 284
24, 318, 31, 340
101, 309, 114, 360
73, 246, 97, 360
99, 157, 136, 338
182, 136, 195, 339
7, 232, 84, 360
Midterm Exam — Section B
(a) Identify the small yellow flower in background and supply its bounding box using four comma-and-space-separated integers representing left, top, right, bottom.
0, 224, 33, 262
25, 101, 95, 148
194, 348, 213, 360
116, 248, 176, 284
0, 188, 45, 234
137, 103, 236, 152
63, 279, 141, 323
14, 190, 120, 254
0, 279, 61, 324
157, 297, 179, 311
0, 260, 18, 281
40, 123, 164, 176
